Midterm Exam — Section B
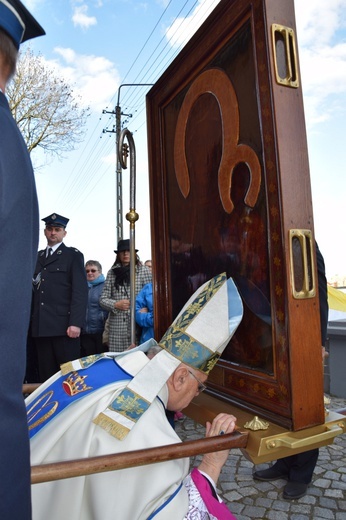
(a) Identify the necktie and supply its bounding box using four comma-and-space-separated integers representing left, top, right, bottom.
47, 247, 53, 258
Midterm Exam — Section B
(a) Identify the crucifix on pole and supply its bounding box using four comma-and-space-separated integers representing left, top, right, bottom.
115, 83, 153, 244
118, 128, 138, 346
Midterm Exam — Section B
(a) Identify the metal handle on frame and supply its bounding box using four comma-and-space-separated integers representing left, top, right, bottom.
289, 229, 315, 299
272, 23, 299, 88
266, 424, 343, 450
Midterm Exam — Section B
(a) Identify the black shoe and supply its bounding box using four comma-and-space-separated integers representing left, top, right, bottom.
253, 467, 288, 481
283, 481, 309, 500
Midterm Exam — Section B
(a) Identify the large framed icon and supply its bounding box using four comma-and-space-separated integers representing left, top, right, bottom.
146, 0, 325, 431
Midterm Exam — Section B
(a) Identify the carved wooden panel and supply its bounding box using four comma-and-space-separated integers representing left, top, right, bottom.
147, 0, 324, 430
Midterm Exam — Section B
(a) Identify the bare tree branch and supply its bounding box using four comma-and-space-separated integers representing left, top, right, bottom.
7, 47, 90, 159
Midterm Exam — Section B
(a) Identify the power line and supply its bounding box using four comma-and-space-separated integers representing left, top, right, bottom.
55, 1, 220, 215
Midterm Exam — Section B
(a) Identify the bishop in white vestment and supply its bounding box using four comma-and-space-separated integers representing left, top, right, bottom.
27, 274, 243, 519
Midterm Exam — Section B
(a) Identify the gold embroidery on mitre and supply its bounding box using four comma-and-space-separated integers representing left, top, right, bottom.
159, 274, 227, 371
62, 371, 92, 396
205, 354, 220, 374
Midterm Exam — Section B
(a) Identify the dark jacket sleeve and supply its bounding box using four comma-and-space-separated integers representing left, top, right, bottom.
316, 242, 328, 346
69, 249, 88, 328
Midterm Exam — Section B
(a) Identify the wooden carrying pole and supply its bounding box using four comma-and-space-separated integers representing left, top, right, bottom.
31, 430, 248, 484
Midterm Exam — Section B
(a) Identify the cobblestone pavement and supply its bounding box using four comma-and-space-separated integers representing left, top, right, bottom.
176, 396, 346, 520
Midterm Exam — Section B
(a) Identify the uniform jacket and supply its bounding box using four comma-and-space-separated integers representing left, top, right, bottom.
31, 243, 88, 337
0, 91, 39, 518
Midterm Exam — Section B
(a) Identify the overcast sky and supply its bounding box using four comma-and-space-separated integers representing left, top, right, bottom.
24, 0, 346, 280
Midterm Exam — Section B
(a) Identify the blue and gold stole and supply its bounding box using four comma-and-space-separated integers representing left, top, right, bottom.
27, 356, 132, 439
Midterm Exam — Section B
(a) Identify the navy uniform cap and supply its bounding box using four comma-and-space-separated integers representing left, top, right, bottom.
0, 0, 45, 50
42, 213, 69, 228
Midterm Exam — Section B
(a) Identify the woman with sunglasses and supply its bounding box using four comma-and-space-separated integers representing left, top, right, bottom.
81, 260, 109, 356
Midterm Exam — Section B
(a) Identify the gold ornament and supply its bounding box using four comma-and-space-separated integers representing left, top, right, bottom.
244, 415, 269, 431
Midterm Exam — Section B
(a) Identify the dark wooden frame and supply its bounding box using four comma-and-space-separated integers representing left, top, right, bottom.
146, 0, 324, 431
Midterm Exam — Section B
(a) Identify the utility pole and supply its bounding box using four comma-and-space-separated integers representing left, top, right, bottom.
103, 83, 153, 245
102, 104, 132, 245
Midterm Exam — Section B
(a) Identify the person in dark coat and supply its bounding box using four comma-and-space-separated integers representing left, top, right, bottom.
0, 1, 45, 518
31, 213, 88, 382
100, 239, 152, 352
80, 260, 108, 356
253, 242, 329, 500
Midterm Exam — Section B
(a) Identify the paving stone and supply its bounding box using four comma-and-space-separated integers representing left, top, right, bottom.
307, 486, 323, 497
318, 496, 338, 508
331, 481, 346, 490
324, 488, 344, 498
313, 478, 332, 489
236, 487, 259, 497
219, 481, 240, 492
255, 497, 273, 508
224, 490, 243, 501
266, 509, 289, 519
299, 495, 316, 506
271, 500, 290, 512
291, 503, 313, 514
324, 470, 341, 480
312, 507, 336, 519
242, 505, 266, 518
267, 491, 281, 500
227, 501, 245, 515
314, 466, 325, 475
337, 499, 346, 510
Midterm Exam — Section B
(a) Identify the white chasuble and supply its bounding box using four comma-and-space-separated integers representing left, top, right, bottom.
28, 352, 190, 520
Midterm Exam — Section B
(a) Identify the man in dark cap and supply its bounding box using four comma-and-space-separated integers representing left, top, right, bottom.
30, 214, 88, 382
0, 1, 45, 518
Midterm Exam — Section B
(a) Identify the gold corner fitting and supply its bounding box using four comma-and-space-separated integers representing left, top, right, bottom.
244, 416, 270, 431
